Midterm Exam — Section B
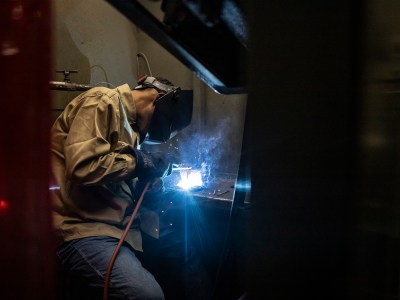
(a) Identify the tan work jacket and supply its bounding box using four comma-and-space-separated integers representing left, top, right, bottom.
50, 84, 144, 251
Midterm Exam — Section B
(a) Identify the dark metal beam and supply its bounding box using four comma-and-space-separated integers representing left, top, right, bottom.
106, 0, 246, 94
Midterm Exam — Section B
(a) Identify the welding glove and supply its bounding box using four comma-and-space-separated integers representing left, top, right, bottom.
131, 149, 172, 180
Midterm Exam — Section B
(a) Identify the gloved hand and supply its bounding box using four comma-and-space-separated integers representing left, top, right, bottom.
132, 149, 172, 179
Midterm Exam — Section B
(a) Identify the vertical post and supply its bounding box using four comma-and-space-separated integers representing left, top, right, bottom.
0, 0, 55, 299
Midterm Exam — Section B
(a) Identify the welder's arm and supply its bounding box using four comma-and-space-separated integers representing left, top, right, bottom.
62, 97, 140, 186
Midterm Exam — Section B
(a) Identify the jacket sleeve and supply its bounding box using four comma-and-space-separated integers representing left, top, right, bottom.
64, 93, 138, 186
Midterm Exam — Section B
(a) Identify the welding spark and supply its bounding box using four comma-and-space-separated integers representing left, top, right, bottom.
177, 169, 203, 190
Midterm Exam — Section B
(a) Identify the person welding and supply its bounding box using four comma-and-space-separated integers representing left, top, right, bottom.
50, 75, 192, 300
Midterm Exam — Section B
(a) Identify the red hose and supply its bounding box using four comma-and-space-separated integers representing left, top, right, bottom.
103, 181, 151, 300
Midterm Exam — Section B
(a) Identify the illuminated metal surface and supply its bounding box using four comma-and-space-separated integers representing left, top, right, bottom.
176, 169, 203, 189
164, 170, 236, 204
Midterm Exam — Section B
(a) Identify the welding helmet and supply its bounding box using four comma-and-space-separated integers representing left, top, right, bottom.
135, 75, 193, 143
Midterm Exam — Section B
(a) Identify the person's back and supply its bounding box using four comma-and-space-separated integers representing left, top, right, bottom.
51, 84, 143, 253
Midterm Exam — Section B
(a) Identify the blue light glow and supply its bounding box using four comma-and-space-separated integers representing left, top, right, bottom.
235, 180, 251, 191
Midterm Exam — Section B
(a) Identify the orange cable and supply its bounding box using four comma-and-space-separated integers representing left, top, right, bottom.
103, 181, 151, 300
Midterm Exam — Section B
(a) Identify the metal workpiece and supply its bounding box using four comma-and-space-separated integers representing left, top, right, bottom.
163, 170, 236, 205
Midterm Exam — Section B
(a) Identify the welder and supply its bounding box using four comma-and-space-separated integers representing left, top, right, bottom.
50, 76, 192, 300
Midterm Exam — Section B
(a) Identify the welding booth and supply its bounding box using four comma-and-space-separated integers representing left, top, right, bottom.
2, 0, 400, 299
48, 1, 247, 299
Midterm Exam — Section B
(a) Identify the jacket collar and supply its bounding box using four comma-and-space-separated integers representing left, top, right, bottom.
117, 84, 137, 128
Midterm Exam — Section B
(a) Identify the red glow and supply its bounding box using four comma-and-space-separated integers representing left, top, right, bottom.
0, 199, 9, 212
